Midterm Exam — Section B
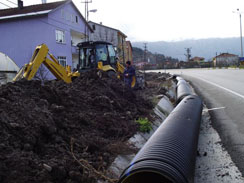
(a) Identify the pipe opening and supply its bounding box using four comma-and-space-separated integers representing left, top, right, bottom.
121, 171, 174, 183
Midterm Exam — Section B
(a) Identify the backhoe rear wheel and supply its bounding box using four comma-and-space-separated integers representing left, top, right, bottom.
107, 70, 116, 78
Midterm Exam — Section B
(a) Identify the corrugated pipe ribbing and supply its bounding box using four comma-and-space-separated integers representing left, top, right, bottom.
118, 95, 202, 183
176, 78, 194, 104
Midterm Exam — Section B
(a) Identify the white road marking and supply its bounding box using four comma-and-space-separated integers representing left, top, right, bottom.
203, 107, 226, 112
193, 76, 244, 100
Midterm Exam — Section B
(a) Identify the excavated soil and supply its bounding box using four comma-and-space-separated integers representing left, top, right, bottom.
0, 70, 170, 183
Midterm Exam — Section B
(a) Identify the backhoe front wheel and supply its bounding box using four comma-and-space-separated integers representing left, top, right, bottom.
107, 70, 116, 78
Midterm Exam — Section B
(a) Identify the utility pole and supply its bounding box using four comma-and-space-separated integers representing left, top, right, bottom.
184, 48, 192, 62
216, 52, 218, 67
143, 43, 148, 62
81, 0, 92, 41
233, 9, 243, 57
155, 52, 158, 65
240, 11, 243, 57
143, 43, 148, 76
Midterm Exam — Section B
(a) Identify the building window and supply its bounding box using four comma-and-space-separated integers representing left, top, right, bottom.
66, 12, 70, 21
61, 9, 64, 19
71, 14, 75, 23
55, 30, 65, 43
75, 16, 78, 23
92, 24, 96, 30
57, 56, 67, 67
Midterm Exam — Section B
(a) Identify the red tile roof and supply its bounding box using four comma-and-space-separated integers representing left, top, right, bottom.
191, 56, 205, 61
217, 53, 238, 58
0, 0, 68, 18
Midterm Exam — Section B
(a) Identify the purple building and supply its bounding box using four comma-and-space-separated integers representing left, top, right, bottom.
0, 0, 91, 74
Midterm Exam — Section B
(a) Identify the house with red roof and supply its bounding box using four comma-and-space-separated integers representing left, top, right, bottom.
213, 53, 239, 67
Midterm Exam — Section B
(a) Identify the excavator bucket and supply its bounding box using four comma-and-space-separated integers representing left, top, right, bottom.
13, 64, 28, 81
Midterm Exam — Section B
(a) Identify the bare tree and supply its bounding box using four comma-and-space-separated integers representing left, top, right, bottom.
110, 31, 114, 44
98, 27, 103, 41
34, 64, 49, 82
105, 29, 109, 42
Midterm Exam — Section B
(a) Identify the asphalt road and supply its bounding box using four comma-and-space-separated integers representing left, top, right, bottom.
152, 68, 244, 175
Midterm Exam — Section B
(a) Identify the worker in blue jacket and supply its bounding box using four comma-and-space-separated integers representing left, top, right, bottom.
123, 61, 135, 88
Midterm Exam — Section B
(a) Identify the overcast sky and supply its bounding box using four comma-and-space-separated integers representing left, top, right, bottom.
1, 0, 244, 42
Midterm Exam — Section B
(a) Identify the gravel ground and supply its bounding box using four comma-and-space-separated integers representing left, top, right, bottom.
195, 106, 244, 183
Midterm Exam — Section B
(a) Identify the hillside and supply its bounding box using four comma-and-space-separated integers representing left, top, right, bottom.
132, 37, 242, 61
132, 47, 178, 64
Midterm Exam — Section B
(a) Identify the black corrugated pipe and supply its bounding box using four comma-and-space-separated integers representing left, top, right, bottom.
176, 79, 187, 87
118, 95, 202, 183
176, 76, 184, 81
176, 79, 194, 104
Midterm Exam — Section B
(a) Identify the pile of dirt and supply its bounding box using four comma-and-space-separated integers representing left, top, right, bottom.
142, 71, 173, 103
0, 71, 171, 183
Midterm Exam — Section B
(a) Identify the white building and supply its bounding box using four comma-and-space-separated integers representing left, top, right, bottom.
88, 21, 118, 46
0, 52, 19, 84
88, 21, 128, 63
213, 53, 239, 67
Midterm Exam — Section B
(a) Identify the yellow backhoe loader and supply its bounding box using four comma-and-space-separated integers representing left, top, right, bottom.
13, 41, 137, 87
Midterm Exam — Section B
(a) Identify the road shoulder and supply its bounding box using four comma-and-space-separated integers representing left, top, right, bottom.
195, 107, 244, 182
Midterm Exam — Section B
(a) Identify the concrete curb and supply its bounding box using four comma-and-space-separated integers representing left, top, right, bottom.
156, 95, 174, 116
108, 81, 175, 178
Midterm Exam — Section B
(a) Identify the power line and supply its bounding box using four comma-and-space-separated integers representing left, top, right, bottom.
36, 18, 70, 32
48, 17, 83, 31
6, 0, 17, 5
35, 14, 88, 34
0, 2, 12, 8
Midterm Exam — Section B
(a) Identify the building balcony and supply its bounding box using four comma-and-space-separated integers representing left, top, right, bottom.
71, 29, 85, 56
71, 45, 78, 55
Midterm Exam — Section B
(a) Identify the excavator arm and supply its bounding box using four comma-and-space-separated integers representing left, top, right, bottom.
116, 61, 125, 74
13, 44, 79, 83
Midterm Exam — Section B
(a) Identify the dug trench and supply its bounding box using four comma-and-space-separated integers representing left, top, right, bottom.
0, 70, 172, 183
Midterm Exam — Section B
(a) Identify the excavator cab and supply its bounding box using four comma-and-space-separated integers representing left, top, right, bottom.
77, 41, 138, 88
77, 41, 117, 73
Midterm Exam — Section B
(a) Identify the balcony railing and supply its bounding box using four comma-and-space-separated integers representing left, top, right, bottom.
71, 45, 78, 55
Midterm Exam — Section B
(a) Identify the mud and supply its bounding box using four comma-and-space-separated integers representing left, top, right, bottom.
0, 70, 170, 183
